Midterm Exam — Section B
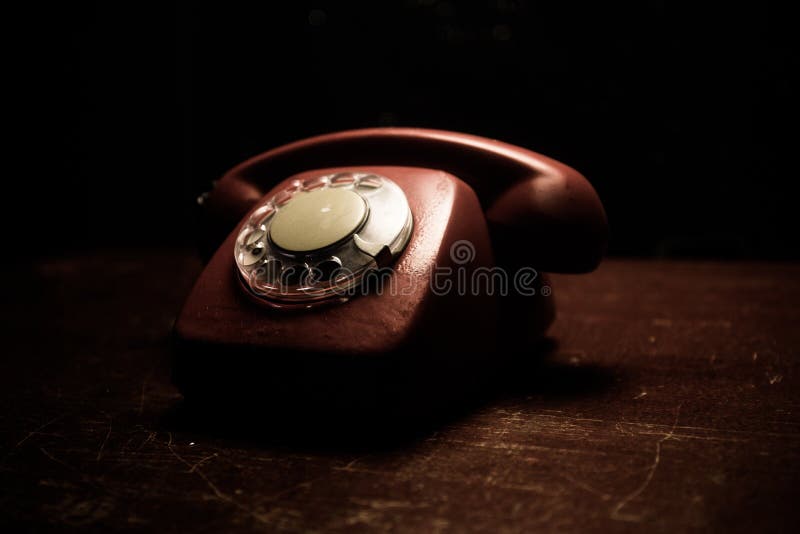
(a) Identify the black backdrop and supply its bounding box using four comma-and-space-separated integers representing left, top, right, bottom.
27, 1, 798, 259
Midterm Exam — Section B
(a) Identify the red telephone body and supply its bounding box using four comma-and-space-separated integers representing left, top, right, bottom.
173, 129, 607, 408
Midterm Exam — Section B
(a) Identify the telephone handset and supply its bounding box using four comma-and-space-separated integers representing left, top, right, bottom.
174, 128, 607, 405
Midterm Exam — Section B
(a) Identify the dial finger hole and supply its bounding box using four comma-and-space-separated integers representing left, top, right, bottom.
236, 226, 264, 248
356, 174, 383, 189
312, 257, 343, 283
244, 228, 266, 246
239, 240, 267, 266
249, 258, 282, 287
303, 176, 328, 191
249, 204, 275, 227
284, 180, 303, 193
273, 191, 294, 207
330, 173, 356, 187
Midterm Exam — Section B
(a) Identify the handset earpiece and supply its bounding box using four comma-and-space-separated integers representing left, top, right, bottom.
202, 128, 607, 273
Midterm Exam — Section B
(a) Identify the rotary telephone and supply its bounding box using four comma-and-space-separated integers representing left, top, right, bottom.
173, 128, 607, 410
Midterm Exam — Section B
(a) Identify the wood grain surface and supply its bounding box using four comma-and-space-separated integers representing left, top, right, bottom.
2, 252, 798, 532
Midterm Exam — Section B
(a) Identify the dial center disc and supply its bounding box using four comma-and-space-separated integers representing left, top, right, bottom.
269, 188, 368, 252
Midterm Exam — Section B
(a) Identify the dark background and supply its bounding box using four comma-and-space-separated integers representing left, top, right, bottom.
24, 1, 798, 259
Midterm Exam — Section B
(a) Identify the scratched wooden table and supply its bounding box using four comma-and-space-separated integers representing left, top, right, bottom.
2, 252, 798, 532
